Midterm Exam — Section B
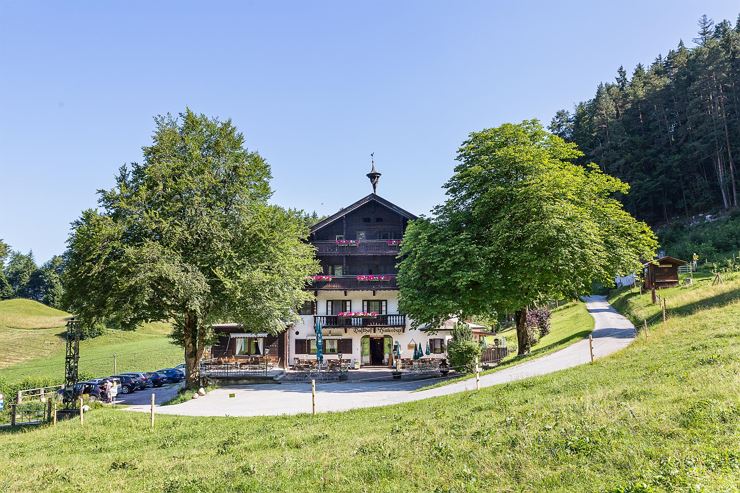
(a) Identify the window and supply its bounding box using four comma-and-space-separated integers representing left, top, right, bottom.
375, 217, 383, 223
362, 300, 387, 314
335, 235, 344, 241
338, 338, 352, 354
329, 265, 343, 276
429, 338, 445, 354
295, 339, 308, 354
324, 339, 338, 354
296, 338, 351, 355
236, 338, 264, 355
327, 300, 351, 315
298, 301, 315, 315
362, 217, 371, 223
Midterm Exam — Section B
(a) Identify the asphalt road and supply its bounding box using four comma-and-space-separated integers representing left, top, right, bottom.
127, 296, 635, 417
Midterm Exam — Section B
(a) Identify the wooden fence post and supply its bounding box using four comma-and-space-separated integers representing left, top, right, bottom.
643, 319, 649, 339
150, 393, 155, 429
588, 335, 594, 363
52, 400, 57, 426
46, 399, 52, 423
16, 390, 21, 405
475, 357, 480, 391
10, 404, 16, 427
311, 379, 316, 415
662, 298, 667, 324
79, 397, 84, 425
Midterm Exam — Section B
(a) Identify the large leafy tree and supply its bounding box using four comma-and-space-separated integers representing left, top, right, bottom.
63, 109, 318, 385
4, 250, 37, 298
0, 239, 12, 298
398, 120, 656, 355
26, 255, 65, 308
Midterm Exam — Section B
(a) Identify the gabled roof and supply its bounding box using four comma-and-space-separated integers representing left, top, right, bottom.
643, 256, 687, 267
310, 193, 418, 234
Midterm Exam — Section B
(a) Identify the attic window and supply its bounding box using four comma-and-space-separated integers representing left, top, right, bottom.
362, 217, 371, 223
375, 218, 383, 222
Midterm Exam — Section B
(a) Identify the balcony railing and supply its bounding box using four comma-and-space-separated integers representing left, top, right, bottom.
314, 314, 406, 328
309, 275, 398, 290
313, 240, 401, 256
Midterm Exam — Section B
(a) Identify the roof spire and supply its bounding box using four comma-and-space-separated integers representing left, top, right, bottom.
366, 152, 381, 194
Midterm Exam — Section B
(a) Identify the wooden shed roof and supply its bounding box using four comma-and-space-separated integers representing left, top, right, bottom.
643, 256, 688, 267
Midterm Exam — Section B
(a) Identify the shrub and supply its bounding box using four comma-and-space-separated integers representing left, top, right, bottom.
447, 322, 481, 373
528, 307, 552, 337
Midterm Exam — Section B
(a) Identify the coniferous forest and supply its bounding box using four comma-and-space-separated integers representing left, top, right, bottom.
550, 14, 740, 226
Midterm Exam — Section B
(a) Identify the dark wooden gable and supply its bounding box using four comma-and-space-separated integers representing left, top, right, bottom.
310, 194, 417, 242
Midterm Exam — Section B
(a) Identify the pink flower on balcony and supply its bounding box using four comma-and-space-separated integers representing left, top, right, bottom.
311, 275, 333, 281
386, 240, 401, 246
336, 239, 359, 246
356, 275, 393, 281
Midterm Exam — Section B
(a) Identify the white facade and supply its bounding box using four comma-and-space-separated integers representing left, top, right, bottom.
287, 289, 450, 367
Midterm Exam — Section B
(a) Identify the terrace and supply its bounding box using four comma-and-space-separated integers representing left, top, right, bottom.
309, 274, 398, 290
313, 239, 401, 256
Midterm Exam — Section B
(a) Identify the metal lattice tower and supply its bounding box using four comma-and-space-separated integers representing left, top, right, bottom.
63, 318, 81, 408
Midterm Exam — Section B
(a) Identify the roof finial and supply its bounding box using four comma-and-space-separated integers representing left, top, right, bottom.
366, 152, 381, 194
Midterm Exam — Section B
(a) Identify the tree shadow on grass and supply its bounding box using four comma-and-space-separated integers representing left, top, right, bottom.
668, 286, 740, 318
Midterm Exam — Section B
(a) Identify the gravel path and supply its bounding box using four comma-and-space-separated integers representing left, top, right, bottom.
128, 296, 635, 417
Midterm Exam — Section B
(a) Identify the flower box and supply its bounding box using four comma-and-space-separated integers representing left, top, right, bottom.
386, 240, 401, 246
336, 240, 359, 247
311, 275, 333, 281
338, 311, 379, 317
356, 275, 392, 282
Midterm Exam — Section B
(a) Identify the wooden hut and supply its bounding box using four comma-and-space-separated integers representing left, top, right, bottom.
643, 256, 687, 290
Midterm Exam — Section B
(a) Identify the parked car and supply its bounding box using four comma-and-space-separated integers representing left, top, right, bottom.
120, 372, 148, 390
71, 381, 102, 401
156, 368, 184, 383
144, 372, 167, 387
111, 375, 139, 394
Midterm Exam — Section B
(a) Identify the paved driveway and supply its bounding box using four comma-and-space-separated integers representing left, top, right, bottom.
128, 296, 634, 417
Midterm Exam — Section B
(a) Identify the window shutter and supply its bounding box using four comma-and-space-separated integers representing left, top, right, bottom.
344, 300, 351, 312
312, 301, 317, 315
326, 300, 333, 315
295, 339, 306, 354
339, 339, 353, 354
362, 300, 368, 312
381, 300, 387, 314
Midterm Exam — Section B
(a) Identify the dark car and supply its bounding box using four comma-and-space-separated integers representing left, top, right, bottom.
144, 372, 166, 387
111, 375, 139, 394
63, 381, 102, 401
120, 372, 148, 390
156, 368, 185, 383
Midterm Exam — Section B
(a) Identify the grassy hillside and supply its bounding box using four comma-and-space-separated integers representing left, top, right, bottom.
0, 299, 69, 369
1, 278, 737, 491
0, 299, 182, 386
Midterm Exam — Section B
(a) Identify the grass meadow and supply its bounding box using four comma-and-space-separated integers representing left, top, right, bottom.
0, 275, 737, 491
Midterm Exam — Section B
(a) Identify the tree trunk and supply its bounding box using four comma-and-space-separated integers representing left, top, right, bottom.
182, 311, 203, 388
515, 308, 530, 356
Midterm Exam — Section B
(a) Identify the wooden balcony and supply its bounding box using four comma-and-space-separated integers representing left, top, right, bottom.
309, 275, 398, 291
313, 240, 401, 256
314, 314, 406, 328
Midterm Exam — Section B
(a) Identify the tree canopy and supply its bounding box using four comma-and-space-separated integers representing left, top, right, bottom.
63, 109, 318, 384
398, 120, 656, 354
551, 14, 740, 225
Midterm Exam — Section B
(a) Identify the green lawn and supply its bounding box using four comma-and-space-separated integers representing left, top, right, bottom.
1, 278, 737, 492
0, 299, 70, 369
418, 301, 594, 390
0, 299, 183, 387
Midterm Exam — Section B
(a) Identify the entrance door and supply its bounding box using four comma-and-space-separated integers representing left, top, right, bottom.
369, 337, 385, 365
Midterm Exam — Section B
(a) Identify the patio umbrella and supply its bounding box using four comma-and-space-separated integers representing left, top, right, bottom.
315, 318, 324, 364
393, 341, 401, 359
425, 342, 431, 356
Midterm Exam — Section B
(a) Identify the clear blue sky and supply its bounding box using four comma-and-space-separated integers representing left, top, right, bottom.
1, 1, 738, 262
